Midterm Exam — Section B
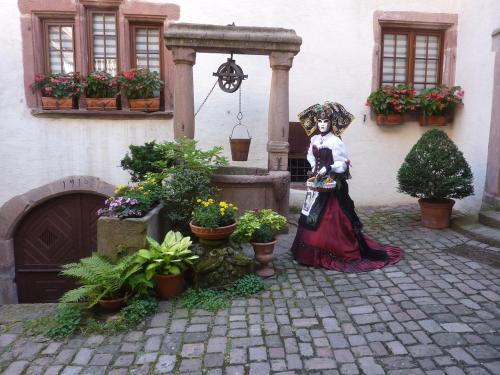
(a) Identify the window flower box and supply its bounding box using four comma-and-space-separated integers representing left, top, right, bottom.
375, 113, 404, 126
416, 85, 464, 126
41, 97, 75, 110
366, 84, 417, 126
85, 97, 117, 111
129, 98, 160, 112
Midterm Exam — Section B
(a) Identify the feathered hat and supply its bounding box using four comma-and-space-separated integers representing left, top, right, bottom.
298, 101, 355, 137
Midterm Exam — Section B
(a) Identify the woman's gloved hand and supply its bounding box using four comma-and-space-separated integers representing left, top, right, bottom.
317, 165, 332, 177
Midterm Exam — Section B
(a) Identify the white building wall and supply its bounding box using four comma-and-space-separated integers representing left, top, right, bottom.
0, 0, 498, 212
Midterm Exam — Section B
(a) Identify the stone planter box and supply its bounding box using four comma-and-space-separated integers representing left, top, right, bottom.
97, 204, 162, 260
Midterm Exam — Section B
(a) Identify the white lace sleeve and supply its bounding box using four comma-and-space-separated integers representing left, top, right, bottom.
330, 137, 348, 173
307, 137, 316, 170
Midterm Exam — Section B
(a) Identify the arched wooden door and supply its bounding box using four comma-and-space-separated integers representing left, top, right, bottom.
14, 193, 105, 303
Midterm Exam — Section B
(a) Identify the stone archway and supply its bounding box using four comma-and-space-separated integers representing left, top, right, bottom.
165, 23, 302, 171
0, 176, 115, 304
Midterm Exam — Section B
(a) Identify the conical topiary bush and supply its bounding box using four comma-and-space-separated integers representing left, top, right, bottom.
397, 129, 474, 228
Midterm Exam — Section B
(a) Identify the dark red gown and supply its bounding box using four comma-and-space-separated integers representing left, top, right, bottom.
291, 147, 403, 273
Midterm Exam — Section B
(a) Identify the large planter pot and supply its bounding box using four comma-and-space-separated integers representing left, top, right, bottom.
41, 97, 74, 110
129, 98, 160, 112
86, 97, 117, 111
98, 296, 126, 313
418, 114, 449, 126
375, 113, 403, 126
97, 204, 162, 260
154, 273, 184, 299
251, 240, 276, 278
189, 221, 237, 241
418, 198, 455, 229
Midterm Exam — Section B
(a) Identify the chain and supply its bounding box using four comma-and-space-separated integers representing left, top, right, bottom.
237, 84, 243, 124
194, 79, 219, 117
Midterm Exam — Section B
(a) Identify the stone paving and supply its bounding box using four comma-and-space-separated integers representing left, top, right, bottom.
0, 205, 499, 375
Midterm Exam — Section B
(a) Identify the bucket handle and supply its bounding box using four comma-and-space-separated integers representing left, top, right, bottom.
229, 123, 251, 140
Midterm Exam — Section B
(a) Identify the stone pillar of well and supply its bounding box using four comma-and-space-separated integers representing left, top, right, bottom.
172, 48, 196, 139
484, 29, 500, 209
267, 52, 294, 171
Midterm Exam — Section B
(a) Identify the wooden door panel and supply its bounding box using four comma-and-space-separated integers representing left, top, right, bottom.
14, 193, 106, 303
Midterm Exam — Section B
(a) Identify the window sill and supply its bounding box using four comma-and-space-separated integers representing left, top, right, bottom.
30, 108, 174, 119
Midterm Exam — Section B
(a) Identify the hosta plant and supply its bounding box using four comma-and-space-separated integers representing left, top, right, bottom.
59, 254, 147, 308
135, 231, 198, 279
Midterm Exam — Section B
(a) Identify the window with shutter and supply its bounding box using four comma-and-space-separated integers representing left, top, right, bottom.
381, 28, 444, 91
44, 22, 75, 74
90, 12, 118, 75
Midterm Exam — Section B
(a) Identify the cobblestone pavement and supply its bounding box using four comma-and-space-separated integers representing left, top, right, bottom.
1, 205, 499, 375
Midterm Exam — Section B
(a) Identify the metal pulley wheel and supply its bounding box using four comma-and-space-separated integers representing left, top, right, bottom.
213, 57, 248, 93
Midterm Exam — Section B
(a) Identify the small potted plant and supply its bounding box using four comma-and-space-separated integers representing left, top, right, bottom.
397, 129, 474, 229
59, 253, 147, 312
31, 72, 81, 110
83, 71, 119, 111
366, 84, 416, 126
118, 69, 163, 112
231, 209, 287, 277
416, 85, 464, 126
189, 198, 238, 240
135, 231, 198, 299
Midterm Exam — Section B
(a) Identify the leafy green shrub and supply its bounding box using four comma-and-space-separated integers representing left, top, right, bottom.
231, 209, 288, 244
162, 168, 219, 234
45, 304, 83, 339
135, 231, 198, 279
60, 254, 148, 307
182, 275, 267, 312
397, 129, 474, 200
120, 141, 164, 182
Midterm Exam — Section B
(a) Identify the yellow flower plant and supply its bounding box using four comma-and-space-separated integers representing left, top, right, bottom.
191, 198, 238, 228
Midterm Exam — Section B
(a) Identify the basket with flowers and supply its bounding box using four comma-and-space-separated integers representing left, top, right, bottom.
306, 176, 337, 192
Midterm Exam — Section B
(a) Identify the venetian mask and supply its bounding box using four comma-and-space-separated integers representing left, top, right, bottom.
317, 119, 331, 133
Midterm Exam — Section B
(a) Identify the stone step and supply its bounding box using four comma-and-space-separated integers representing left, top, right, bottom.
479, 210, 500, 229
452, 216, 500, 248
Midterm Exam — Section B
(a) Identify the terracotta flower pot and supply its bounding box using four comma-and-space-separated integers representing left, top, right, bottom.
41, 97, 74, 110
85, 97, 117, 111
189, 221, 237, 241
418, 198, 455, 229
98, 296, 126, 313
375, 113, 403, 126
251, 240, 276, 278
129, 98, 160, 112
154, 273, 184, 300
418, 114, 449, 126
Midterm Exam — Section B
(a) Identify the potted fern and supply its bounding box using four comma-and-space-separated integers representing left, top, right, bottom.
59, 253, 148, 312
135, 231, 198, 299
397, 129, 474, 228
231, 209, 287, 277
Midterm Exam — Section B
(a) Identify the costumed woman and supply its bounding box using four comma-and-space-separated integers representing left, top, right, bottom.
290, 102, 403, 272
